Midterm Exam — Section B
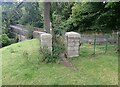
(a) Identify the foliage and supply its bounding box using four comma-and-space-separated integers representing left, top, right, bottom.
2, 2, 22, 46
2, 2, 120, 38
20, 2, 43, 28
2, 2, 44, 28
65, 2, 104, 32
0, 34, 11, 47
96, 2, 120, 32
52, 14, 66, 36
40, 2, 72, 63
51, 2, 74, 35
2, 2, 43, 45
52, 36, 65, 59
40, 46, 54, 63
62, 2, 120, 33
25, 24, 34, 39
2, 2, 22, 26
40, 36, 65, 63
0, 33, 18, 48
51, 2, 74, 20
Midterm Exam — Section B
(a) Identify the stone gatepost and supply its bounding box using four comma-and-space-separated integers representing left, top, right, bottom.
65, 32, 81, 58
41, 33, 52, 53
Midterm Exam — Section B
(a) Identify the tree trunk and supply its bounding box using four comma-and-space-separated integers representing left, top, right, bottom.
43, 2, 51, 33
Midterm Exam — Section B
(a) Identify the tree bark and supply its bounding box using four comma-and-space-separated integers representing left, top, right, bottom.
43, 2, 51, 33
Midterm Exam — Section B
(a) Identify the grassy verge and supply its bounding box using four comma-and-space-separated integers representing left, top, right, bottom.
1, 39, 118, 85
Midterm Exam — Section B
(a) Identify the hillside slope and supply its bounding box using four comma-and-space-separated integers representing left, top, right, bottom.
1, 39, 118, 85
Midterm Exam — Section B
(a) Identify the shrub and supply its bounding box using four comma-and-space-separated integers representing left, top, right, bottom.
39, 36, 65, 63
52, 36, 65, 58
0, 34, 11, 47
40, 46, 54, 63
25, 24, 34, 39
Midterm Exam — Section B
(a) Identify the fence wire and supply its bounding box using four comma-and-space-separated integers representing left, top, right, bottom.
80, 33, 118, 55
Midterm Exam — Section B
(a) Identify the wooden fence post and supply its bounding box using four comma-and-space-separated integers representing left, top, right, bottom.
105, 34, 108, 53
118, 32, 120, 86
93, 33, 96, 55
118, 32, 120, 53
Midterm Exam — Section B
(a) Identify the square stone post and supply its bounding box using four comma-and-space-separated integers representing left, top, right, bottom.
65, 32, 81, 58
41, 33, 52, 53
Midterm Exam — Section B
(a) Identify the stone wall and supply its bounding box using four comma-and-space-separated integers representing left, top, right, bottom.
10, 25, 28, 36
65, 32, 81, 58
18, 35, 27, 42
33, 31, 45, 38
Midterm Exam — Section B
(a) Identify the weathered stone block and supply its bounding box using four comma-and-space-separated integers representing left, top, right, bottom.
68, 46, 79, 51
33, 31, 45, 38
65, 32, 80, 38
65, 32, 81, 58
67, 51, 79, 57
68, 42, 80, 46
41, 33, 52, 53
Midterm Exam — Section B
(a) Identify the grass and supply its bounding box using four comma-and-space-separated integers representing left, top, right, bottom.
1, 39, 118, 85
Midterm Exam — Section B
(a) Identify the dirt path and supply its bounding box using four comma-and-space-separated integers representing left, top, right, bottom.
60, 53, 78, 71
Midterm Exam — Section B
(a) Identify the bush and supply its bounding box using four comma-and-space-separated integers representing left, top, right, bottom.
39, 36, 65, 63
40, 46, 53, 63
52, 36, 65, 58
0, 34, 11, 47
25, 24, 34, 39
